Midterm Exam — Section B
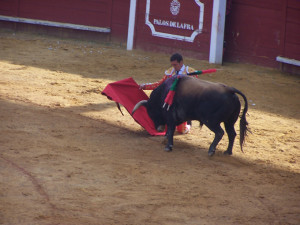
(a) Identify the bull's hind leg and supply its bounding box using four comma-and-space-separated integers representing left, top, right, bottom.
224, 122, 236, 155
207, 124, 224, 156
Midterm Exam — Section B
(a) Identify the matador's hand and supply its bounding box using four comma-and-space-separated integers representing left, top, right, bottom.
139, 84, 145, 90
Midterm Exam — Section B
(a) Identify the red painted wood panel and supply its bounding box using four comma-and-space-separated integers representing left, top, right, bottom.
286, 7, 300, 23
134, 0, 213, 60
284, 4, 300, 60
225, 0, 300, 67
1, 0, 298, 70
19, 0, 112, 27
284, 43, 300, 60
0, 0, 18, 16
111, 0, 130, 41
285, 22, 300, 45
224, 0, 287, 67
288, 0, 300, 9
0, 0, 113, 28
233, 0, 282, 10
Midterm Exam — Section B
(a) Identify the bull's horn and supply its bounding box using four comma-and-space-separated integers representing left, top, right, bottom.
132, 100, 147, 115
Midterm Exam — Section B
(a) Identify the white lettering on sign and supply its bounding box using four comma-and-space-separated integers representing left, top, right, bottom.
153, 19, 194, 30
145, 0, 204, 42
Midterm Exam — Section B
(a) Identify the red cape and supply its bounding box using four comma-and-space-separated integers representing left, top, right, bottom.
101, 77, 165, 136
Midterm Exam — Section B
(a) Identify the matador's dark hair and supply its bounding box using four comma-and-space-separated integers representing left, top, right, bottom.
170, 53, 183, 63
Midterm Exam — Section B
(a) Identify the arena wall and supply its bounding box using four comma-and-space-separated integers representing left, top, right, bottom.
0, 0, 299, 73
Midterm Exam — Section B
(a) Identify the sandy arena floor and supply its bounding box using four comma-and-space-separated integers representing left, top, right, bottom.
0, 30, 299, 225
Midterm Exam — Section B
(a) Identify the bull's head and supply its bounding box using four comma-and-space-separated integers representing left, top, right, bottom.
132, 100, 166, 132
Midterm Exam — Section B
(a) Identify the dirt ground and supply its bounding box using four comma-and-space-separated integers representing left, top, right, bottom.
0, 30, 299, 225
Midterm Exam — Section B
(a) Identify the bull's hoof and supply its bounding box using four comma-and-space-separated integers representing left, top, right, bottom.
165, 146, 173, 152
208, 151, 215, 157
223, 151, 232, 156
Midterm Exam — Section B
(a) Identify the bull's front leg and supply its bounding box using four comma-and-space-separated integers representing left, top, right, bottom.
165, 124, 176, 152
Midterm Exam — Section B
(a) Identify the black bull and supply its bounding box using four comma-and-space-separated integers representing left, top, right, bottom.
132, 76, 249, 156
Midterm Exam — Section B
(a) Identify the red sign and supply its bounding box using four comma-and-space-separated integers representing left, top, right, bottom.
145, 0, 204, 42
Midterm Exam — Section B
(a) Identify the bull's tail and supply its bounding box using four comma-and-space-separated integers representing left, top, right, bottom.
234, 88, 249, 152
